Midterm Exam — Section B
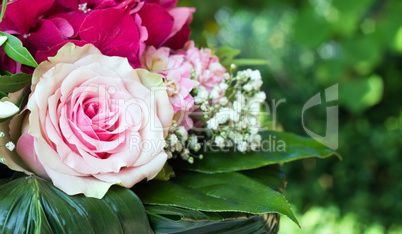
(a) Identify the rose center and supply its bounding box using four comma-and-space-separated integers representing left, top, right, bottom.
85, 102, 100, 119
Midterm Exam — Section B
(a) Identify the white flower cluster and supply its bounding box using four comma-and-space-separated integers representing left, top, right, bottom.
192, 68, 267, 152
164, 121, 202, 163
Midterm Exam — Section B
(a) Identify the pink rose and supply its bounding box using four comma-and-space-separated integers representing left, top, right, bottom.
141, 46, 194, 112
14, 43, 173, 198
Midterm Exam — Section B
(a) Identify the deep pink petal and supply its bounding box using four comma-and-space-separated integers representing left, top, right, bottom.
49, 18, 74, 38
55, 0, 79, 9
80, 8, 139, 53
2, 0, 55, 34
161, 7, 195, 49
25, 19, 68, 55
51, 11, 87, 37
137, 3, 173, 47
163, 24, 191, 50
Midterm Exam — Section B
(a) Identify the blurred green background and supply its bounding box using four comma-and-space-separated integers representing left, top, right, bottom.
180, 0, 402, 233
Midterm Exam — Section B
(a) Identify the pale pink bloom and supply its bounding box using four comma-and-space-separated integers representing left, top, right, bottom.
13, 43, 173, 198
141, 46, 194, 112
185, 41, 226, 93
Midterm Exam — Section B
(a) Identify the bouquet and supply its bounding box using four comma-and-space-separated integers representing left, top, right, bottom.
0, 0, 337, 233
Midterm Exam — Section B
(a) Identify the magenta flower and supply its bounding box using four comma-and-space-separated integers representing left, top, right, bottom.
0, 0, 194, 71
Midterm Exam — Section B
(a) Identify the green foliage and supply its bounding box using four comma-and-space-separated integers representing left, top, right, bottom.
0, 175, 152, 233
0, 73, 31, 93
186, 0, 402, 231
0, 0, 7, 23
134, 169, 299, 225
147, 206, 279, 234
0, 32, 38, 68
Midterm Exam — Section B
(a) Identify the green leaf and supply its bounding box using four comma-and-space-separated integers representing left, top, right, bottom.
134, 169, 299, 226
232, 58, 269, 66
146, 206, 280, 234
173, 131, 339, 173
0, 32, 38, 67
0, 175, 152, 233
0, 68, 12, 76
0, 0, 8, 23
0, 73, 31, 93
0, 90, 6, 99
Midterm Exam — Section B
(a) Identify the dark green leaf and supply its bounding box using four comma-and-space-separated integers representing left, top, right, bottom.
0, 69, 12, 76
173, 131, 339, 173
134, 170, 299, 226
0, 175, 152, 234
0, 32, 38, 67
241, 164, 286, 193
0, 73, 31, 93
0, 90, 6, 99
0, 0, 8, 23
146, 206, 279, 234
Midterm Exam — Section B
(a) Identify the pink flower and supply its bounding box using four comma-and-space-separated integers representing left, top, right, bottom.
185, 41, 226, 93
142, 46, 194, 112
14, 43, 173, 198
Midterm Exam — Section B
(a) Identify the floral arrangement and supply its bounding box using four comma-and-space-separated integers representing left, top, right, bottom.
0, 0, 336, 233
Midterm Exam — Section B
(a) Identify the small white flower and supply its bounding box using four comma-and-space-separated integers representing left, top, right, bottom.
5, 141, 15, 151
219, 82, 229, 90
254, 91, 266, 101
193, 143, 201, 151
209, 86, 221, 99
219, 97, 228, 106
253, 79, 263, 90
232, 101, 243, 114
248, 102, 261, 115
176, 126, 188, 140
0, 132, 4, 138
189, 134, 198, 148
169, 134, 178, 147
175, 141, 183, 152
253, 134, 262, 142
224, 73, 231, 80
195, 86, 209, 103
230, 64, 236, 69
237, 141, 248, 152
250, 70, 262, 80
207, 118, 219, 130
243, 83, 253, 92
214, 136, 225, 148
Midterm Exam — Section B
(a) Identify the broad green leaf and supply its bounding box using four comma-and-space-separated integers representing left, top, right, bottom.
0, 0, 7, 23
134, 170, 299, 226
0, 90, 6, 99
0, 175, 152, 233
146, 206, 279, 234
172, 131, 339, 173
0, 32, 38, 67
241, 164, 286, 193
0, 73, 31, 93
